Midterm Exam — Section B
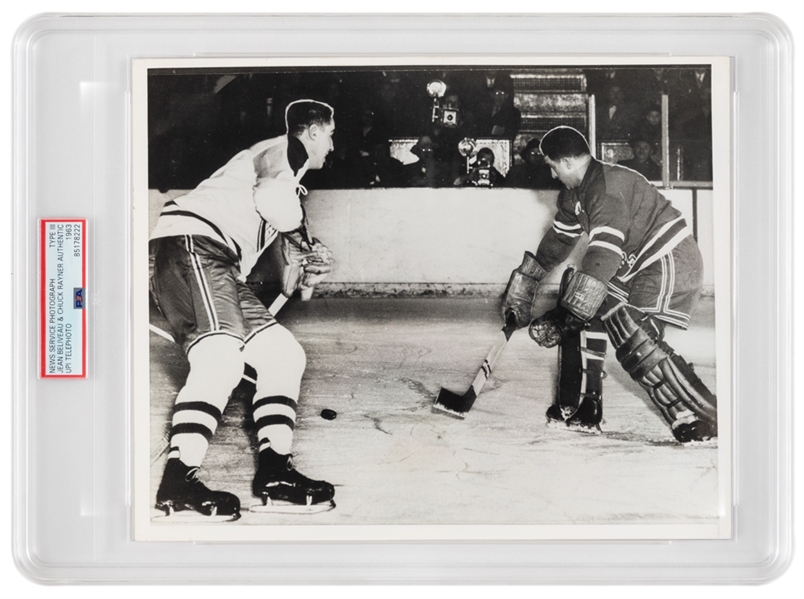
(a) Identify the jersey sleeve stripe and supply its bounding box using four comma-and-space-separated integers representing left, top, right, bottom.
588, 231, 625, 247
589, 226, 625, 241
553, 220, 583, 232
553, 226, 582, 239
588, 240, 625, 255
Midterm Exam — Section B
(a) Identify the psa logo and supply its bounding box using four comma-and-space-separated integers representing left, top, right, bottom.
74, 287, 86, 309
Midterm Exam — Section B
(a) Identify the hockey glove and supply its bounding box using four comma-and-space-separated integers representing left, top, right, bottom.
298, 240, 333, 301
528, 305, 587, 348
501, 252, 548, 329
281, 231, 334, 300
529, 271, 609, 348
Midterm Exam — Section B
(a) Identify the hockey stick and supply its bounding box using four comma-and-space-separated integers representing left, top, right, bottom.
149, 293, 289, 465
432, 313, 518, 419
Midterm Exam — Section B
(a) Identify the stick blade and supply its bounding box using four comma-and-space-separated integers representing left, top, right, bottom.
432, 387, 477, 419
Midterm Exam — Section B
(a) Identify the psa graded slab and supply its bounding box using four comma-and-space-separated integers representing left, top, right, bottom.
12, 13, 793, 584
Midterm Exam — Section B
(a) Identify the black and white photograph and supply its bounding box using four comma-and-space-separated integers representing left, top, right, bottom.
133, 56, 732, 542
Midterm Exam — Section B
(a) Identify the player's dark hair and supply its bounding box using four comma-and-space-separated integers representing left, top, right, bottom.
539, 126, 591, 161
285, 100, 334, 137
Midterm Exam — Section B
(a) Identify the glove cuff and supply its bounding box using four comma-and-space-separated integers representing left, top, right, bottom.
519, 251, 548, 280
560, 271, 608, 321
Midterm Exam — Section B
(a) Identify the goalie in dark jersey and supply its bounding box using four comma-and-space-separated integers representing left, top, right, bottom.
502, 126, 716, 444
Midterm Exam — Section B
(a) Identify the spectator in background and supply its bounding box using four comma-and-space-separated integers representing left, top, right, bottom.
585, 68, 635, 98
402, 135, 451, 188
342, 105, 390, 183
595, 84, 639, 140
467, 69, 504, 119
489, 76, 521, 140
619, 136, 661, 181
506, 138, 562, 190
681, 87, 713, 181
359, 141, 406, 188
373, 71, 427, 137
632, 67, 671, 112
474, 73, 521, 140
428, 92, 475, 186
631, 104, 663, 146
454, 147, 506, 187
355, 106, 387, 150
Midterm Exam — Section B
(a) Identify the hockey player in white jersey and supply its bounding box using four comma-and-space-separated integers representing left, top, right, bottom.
150, 100, 336, 520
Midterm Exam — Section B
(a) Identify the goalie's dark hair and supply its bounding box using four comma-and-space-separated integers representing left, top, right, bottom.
539, 126, 591, 161
285, 100, 335, 137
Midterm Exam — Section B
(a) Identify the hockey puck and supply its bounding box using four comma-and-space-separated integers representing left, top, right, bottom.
320, 409, 337, 420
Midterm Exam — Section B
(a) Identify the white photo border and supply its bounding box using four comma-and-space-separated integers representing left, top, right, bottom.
132, 54, 733, 543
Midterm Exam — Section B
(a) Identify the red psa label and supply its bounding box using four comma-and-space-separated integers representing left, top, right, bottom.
40, 219, 87, 378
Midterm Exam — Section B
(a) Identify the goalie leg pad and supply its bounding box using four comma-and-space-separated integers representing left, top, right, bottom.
548, 318, 607, 432
603, 304, 717, 439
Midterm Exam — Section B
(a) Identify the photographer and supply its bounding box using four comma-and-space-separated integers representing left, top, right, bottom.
455, 147, 506, 188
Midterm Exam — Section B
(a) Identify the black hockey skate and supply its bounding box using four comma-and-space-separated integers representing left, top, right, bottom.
250, 449, 335, 514
564, 396, 602, 433
154, 458, 241, 522
545, 402, 568, 425
672, 419, 717, 444
546, 396, 602, 434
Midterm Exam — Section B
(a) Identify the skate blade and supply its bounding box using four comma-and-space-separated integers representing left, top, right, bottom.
249, 500, 335, 514
566, 422, 602, 435
546, 418, 602, 435
152, 510, 239, 523
680, 437, 718, 447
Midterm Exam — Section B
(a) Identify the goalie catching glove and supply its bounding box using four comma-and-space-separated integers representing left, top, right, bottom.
281, 231, 333, 301
501, 252, 548, 328
529, 269, 608, 348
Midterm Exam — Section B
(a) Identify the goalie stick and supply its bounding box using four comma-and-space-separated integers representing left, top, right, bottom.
149, 293, 289, 465
432, 313, 518, 418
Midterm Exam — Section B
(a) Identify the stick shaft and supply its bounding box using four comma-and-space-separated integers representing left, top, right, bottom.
268, 293, 289, 315
468, 328, 510, 393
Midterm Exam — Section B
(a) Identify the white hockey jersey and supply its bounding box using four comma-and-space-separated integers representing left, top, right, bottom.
151, 135, 310, 278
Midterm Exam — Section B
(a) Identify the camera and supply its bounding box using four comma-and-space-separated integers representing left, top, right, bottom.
468, 147, 496, 187
475, 166, 491, 186
441, 107, 459, 128
430, 102, 461, 128
427, 79, 461, 128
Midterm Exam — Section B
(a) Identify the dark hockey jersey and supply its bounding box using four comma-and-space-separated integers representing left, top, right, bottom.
535, 158, 692, 285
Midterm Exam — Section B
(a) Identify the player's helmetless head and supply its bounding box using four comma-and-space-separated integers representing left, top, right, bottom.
540, 126, 592, 189
286, 100, 336, 170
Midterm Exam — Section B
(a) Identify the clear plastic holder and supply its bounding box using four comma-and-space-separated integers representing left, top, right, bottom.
11, 13, 793, 583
